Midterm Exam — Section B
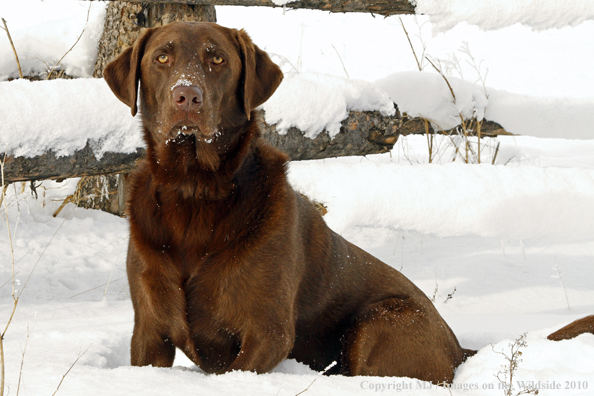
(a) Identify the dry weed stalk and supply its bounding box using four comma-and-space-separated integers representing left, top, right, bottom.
16, 322, 35, 396
399, 17, 422, 71
51, 345, 91, 396
46, 3, 92, 79
1, 18, 23, 79
493, 333, 539, 396
0, 180, 74, 395
443, 287, 457, 304
0, 153, 18, 396
400, 18, 438, 163
330, 44, 350, 79
426, 56, 497, 164
69, 276, 126, 299
295, 378, 317, 396
398, 21, 499, 165
553, 263, 571, 311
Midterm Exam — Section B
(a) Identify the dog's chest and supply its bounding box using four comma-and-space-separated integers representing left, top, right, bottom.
156, 194, 231, 251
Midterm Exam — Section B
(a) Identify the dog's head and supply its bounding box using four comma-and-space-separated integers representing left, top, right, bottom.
104, 22, 283, 170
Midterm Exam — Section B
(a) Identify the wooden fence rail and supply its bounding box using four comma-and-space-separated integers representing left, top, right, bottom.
2, 108, 508, 183
96, 0, 416, 16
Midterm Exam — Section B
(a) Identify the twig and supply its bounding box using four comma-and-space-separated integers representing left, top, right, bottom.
444, 287, 457, 304
0, 185, 9, 209
330, 44, 349, 79
554, 264, 571, 311
0, 337, 4, 396
69, 277, 126, 299
492, 141, 501, 165
1, 151, 18, 396
1, 157, 16, 303
426, 57, 456, 103
46, 3, 92, 79
104, 239, 127, 297
53, 195, 74, 217
295, 378, 316, 396
0, 272, 19, 291
423, 118, 434, 163
51, 345, 91, 396
18, 205, 75, 299
16, 321, 35, 396
399, 17, 422, 72
1, 18, 23, 78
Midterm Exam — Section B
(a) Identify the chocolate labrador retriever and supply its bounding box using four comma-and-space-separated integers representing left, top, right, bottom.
103, 22, 594, 383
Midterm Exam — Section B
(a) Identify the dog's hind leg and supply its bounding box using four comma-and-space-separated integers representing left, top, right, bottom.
340, 296, 467, 384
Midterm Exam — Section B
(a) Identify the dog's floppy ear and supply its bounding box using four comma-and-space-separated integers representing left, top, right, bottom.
236, 29, 283, 120
103, 28, 155, 117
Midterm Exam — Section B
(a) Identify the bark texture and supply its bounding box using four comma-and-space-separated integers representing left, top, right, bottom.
97, 0, 416, 17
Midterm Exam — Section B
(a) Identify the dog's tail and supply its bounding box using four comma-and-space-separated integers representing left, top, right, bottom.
461, 315, 593, 360
547, 315, 594, 341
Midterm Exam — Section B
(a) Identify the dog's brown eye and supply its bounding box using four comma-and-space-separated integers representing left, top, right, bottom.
157, 55, 169, 64
212, 56, 224, 65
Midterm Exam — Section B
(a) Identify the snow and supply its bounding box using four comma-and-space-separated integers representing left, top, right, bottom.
485, 91, 594, 140
2, 143, 594, 395
1, 2, 593, 158
1, 73, 591, 161
263, 70, 395, 137
376, 71, 594, 139
217, 8, 594, 98
288, 159, 594, 241
413, 0, 594, 33
0, 0, 105, 80
0, 78, 142, 158
1, 1, 594, 395
376, 71, 489, 131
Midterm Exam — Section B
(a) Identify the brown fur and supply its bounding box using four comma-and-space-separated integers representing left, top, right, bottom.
547, 315, 594, 341
103, 21, 592, 383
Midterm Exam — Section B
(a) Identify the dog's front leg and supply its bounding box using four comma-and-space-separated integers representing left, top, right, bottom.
225, 330, 294, 373
130, 320, 176, 367
127, 243, 200, 368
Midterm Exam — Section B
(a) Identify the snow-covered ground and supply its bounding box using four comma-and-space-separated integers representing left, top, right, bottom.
1, 1, 593, 395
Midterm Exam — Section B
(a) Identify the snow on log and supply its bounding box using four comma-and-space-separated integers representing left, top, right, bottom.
98, 0, 416, 16
0, 75, 510, 184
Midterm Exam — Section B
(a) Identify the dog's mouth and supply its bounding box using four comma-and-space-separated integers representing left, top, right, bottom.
167, 122, 220, 143
164, 126, 223, 159
169, 124, 199, 138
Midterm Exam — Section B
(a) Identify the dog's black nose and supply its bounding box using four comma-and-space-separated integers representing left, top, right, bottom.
172, 85, 203, 112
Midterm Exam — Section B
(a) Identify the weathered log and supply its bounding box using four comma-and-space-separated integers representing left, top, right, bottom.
2, 144, 145, 184
96, 0, 416, 17
1, 110, 397, 183
1, 108, 510, 184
